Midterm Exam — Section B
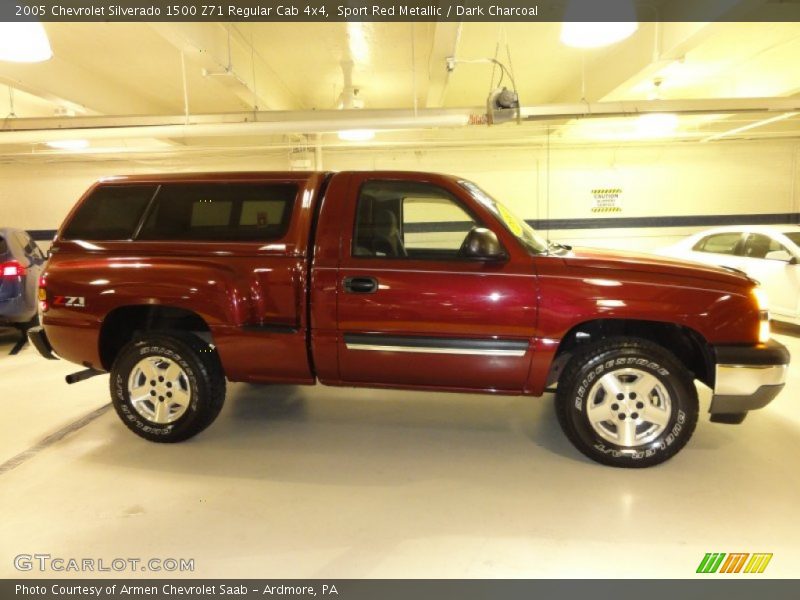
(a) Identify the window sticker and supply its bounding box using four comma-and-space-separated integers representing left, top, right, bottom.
496, 203, 524, 237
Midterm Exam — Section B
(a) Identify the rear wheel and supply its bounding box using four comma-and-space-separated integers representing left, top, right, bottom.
555, 337, 698, 468
110, 332, 225, 442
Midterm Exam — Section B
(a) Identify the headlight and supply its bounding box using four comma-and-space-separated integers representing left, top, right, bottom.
752, 286, 770, 343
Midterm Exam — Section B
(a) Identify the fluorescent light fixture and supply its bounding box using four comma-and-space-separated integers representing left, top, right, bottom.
561, 0, 638, 48
337, 129, 375, 142
561, 22, 638, 48
0, 23, 52, 63
636, 113, 678, 137
46, 139, 90, 151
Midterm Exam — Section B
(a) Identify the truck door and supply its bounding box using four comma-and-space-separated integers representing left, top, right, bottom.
336, 174, 537, 392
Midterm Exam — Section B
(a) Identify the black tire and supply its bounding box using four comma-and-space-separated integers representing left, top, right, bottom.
555, 337, 698, 468
110, 332, 226, 443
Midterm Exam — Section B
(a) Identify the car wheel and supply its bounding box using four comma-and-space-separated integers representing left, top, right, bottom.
555, 337, 698, 468
110, 332, 226, 443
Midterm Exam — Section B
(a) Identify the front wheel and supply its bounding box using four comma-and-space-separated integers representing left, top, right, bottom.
555, 337, 698, 468
110, 332, 226, 443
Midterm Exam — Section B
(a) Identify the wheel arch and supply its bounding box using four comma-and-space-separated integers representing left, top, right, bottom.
548, 318, 715, 389
98, 304, 214, 371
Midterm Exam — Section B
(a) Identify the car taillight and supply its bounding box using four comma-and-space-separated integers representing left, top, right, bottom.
1, 261, 25, 277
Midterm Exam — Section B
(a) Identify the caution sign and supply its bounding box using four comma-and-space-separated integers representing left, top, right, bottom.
591, 188, 622, 214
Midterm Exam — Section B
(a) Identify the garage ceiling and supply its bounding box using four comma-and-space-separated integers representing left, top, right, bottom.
2, 4, 800, 155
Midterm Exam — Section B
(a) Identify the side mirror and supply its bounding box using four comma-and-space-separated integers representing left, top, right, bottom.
459, 227, 507, 261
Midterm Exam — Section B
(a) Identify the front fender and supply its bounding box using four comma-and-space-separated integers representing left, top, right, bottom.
535, 268, 759, 345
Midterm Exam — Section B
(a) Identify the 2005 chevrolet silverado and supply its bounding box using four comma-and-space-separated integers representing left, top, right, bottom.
28, 171, 789, 467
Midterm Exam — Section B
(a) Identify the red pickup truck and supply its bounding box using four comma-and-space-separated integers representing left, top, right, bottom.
28, 171, 789, 467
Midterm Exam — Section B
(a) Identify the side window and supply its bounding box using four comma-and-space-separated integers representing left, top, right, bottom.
190, 199, 232, 228
240, 200, 288, 227
693, 232, 742, 255
353, 180, 477, 260
14, 232, 29, 253
138, 183, 296, 242
742, 233, 785, 260
15, 232, 43, 259
31, 241, 45, 260
61, 185, 156, 241
744, 233, 791, 260
404, 197, 477, 253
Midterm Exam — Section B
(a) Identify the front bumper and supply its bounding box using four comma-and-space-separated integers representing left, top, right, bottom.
711, 339, 789, 416
27, 325, 59, 360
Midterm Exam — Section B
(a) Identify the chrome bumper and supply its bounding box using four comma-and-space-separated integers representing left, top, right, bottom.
710, 340, 789, 417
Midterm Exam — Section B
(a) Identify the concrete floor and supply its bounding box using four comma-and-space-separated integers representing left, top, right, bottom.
0, 327, 798, 579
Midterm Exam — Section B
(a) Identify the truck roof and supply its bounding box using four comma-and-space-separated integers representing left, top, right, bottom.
96, 171, 330, 184
94, 170, 458, 185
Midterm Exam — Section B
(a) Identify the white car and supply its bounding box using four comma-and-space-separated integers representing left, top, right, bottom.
660, 225, 800, 325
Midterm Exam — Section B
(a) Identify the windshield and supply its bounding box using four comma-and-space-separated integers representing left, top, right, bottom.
458, 180, 549, 254
783, 232, 800, 248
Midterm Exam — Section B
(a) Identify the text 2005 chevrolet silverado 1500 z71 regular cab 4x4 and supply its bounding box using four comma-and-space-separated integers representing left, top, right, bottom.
28, 171, 789, 467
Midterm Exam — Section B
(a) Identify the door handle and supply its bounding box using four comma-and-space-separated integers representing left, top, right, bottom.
343, 276, 378, 294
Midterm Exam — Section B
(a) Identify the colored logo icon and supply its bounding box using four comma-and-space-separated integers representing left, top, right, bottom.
697, 553, 773, 574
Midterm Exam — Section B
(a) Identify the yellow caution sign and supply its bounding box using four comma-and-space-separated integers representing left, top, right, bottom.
591, 188, 623, 214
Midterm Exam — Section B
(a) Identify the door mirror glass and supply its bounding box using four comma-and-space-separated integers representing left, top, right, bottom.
459, 227, 507, 261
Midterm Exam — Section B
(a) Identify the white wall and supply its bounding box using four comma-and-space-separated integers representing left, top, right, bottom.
0, 139, 798, 253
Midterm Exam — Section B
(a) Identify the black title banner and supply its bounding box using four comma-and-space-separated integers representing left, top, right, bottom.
5, 0, 800, 22
5, 579, 800, 600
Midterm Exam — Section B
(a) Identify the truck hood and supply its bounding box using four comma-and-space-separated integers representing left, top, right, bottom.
562, 246, 752, 287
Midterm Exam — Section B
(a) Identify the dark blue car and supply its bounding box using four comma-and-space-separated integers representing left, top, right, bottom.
1, 228, 46, 338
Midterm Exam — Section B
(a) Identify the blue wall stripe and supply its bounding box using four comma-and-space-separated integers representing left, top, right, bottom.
528, 212, 800, 231
407, 213, 800, 234
29, 230, 58, 241
27, 212, 800, 242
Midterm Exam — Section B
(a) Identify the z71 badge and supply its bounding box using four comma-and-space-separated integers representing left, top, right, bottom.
53, 296, 86, 308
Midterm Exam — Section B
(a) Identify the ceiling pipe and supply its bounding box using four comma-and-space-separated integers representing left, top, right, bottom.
6, 129, 800, 161
0, 113, 470, 146
5, 98, 800, 131
2, 98, 800, 146
518, 98, 800, 121
338, 60, 361, 109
